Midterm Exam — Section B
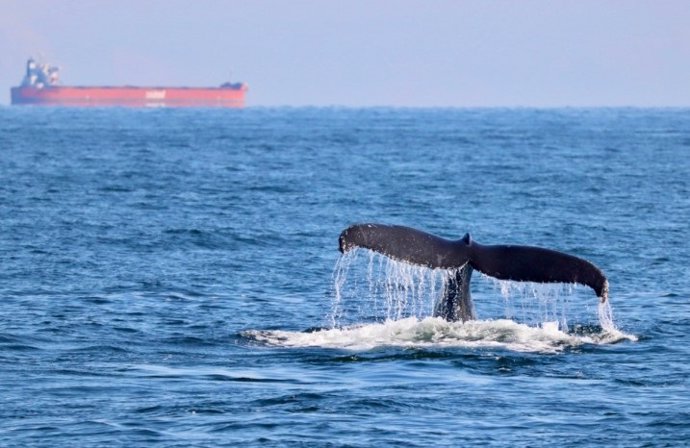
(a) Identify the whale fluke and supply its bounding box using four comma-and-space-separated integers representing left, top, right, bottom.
338, 224, 609, 321
469, 243, 609, 300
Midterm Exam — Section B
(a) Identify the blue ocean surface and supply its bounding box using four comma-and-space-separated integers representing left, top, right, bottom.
0, 107, 688, 447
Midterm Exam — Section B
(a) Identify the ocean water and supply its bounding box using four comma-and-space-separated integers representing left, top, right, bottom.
0, 107, 688, 447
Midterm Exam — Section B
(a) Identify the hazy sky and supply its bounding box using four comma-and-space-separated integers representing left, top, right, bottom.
1, 0, 689, 107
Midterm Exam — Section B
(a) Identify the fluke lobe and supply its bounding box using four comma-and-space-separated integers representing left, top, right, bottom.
338, 224, 609, 322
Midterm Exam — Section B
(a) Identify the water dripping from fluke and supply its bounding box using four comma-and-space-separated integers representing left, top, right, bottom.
321, 249, 637, 348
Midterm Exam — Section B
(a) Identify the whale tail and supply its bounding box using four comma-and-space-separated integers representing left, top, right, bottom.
468, 243, 609, 301
338, 224, 609, 321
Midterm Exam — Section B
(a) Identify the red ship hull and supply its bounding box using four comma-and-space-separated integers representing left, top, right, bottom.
11, 85, 247, 108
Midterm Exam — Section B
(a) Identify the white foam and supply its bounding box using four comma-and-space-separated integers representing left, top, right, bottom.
243, 317, 635, 354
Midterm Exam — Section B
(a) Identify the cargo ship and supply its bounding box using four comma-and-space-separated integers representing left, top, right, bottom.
10, 58, 248, 107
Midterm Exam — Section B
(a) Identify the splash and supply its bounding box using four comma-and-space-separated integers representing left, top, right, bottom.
596, 299, 635, 343
244, 250, 636, 353
328, 248, 633, 340
243, 317, 634, 354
